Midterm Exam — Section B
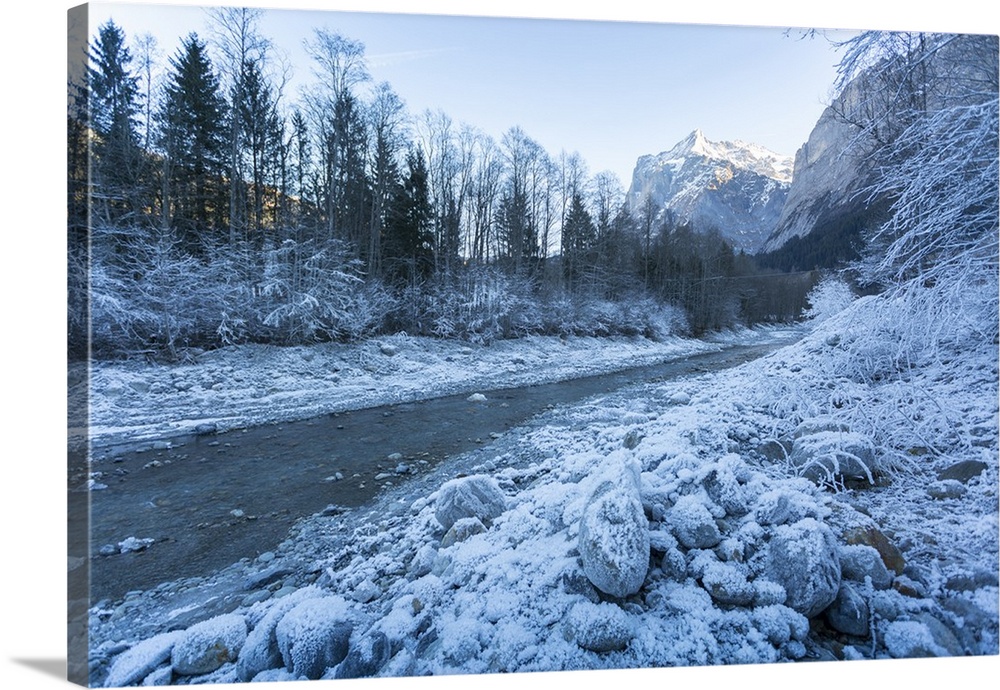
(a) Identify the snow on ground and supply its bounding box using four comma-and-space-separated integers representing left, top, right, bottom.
86, 306, 998, 686
74, 327, 788, 451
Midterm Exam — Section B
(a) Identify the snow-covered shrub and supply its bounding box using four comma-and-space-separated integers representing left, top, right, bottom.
803, 275, 855, 322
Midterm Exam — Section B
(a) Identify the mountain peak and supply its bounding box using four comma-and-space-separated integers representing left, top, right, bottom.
662, 130, 793, 184
626, 130, 795, 254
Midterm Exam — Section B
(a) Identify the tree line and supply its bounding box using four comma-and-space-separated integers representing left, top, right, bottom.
68, 11, 816, 361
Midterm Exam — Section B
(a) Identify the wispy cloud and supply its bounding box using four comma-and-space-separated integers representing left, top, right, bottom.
367, 47, 458, 69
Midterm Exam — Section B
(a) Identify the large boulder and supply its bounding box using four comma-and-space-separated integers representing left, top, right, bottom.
790, 430, 878, 485
274, 597, 354, 680
434, 475, 506, 530
237, 591, 320, 682
104, 631, 183, 688
578, 465, 650, 598
760, 518, 841, 618
171, 614, 247, 676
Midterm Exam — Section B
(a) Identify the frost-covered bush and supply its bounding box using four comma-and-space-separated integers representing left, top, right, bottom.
803, 275, 855, 322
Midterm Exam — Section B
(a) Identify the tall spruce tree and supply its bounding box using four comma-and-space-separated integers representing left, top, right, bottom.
88, 19, 142, 223
158, 33, 229, 254
385, 150, 434, 285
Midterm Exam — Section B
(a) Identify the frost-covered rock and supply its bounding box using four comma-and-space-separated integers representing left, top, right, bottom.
274, 597, 353, 679
434, 475, 506, 530
441, 516, 487, 547
842, 526, 906, 575
701, 458, 750, 517
578, 465, 650, 598
118, 537, 155, 553
883, 619, 959, 658
171, 613, 247, 676
237, 590, 319, 682
139, 665, 172, 686
467, 393, 487, 403
926, 479, 966, 500
334, 631, 392, 679
790, 430, 878, 485
751, 604, 809, 646
760, 518, 841, 617
839, 544, 893, 590
701, 560, 755, 606
936, 459, 988, 483
824, 582, 869, 636
350, 578, 381, 604
104, 631, 183, 688
563, 601, 636, 652
668, 391, 691, 405
669, 494, 721, 549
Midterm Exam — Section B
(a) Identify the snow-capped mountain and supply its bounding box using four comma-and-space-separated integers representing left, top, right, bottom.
626, 129, 794, 254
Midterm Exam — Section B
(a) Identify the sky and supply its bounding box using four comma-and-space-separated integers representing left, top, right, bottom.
1, 3, 999, 690
81, 0, 864, 185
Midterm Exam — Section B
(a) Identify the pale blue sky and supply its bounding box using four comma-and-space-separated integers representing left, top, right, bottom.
85, 0, 861, 184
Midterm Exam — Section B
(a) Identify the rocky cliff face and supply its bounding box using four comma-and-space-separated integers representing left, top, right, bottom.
760, 81, 872, 254
626, 129, 793, 254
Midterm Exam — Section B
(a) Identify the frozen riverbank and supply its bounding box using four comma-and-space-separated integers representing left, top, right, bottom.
75, 327, 795, 452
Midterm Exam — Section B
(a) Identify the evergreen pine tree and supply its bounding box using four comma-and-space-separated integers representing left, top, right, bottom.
158, 33, 229, 254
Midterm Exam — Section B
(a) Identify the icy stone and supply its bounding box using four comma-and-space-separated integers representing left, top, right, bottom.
171, 613, 247, 676
702, 560, 755, 606
434, 475, 506, 530
824, 582, 869, 637
790, 431, 878, 485
702, 462, 749, 517
563, 601, 636, 652
761, 518, 841, 618
623, 429, 644, 450
387, 452, 404, 461
668, 391, 691, 405
194, 423, 217, 436
104, 631, 184, 688
467, 393, 487, 403
441, 517, 487, 548
578, 465, 650, 598
407, 543, 437, 579
839, 544, 892, 590
275, 597, 353, 680
139, 665, 172, 686
884, 619, 960, 658
937, 460, 988, 483
751, 604, 809, 646
118, 537, 155, 554
842, 526, 906, 575
334, 631, 392, 679
350, 579, 381, 604
379, 344, 398, 356
669, 494, 721, 549
926, 479, 966, 500
236, 590, 319, 682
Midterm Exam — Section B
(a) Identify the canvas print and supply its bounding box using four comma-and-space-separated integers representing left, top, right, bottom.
67, 2, 999, 687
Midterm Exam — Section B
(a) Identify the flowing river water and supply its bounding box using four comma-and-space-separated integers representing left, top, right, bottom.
70, 337, 796, 604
